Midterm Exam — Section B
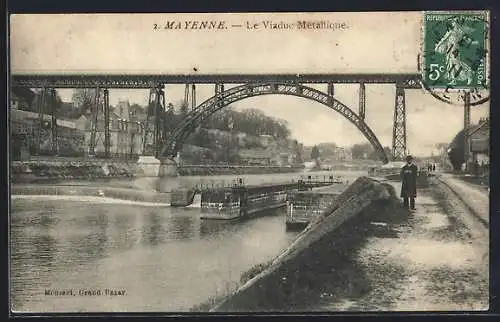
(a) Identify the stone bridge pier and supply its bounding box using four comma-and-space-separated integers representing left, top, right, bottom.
137, 155, 178, 177
158, 158, 178, 177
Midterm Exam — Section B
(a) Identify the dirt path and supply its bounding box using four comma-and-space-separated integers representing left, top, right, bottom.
313, 179, 489, 311
439, 173, 489, 225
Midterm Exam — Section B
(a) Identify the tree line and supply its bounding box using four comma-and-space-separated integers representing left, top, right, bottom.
307, 142, 392, 162
17, 89, 291, 139
69, 89, 292, 140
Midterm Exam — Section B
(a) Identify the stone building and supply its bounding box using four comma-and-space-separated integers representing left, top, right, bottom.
238, 149, 271, 165
84, 101, 143, 158
468, 118, 489, 167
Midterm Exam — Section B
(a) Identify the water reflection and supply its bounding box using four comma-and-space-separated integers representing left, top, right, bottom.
10, 170, 365, 312
112, 212, 138, 251
165, 211, 199, 241
141, 211, 165, 246
199, 220, 233, 237
80, 212, 110, 260
11, 199, 300, 312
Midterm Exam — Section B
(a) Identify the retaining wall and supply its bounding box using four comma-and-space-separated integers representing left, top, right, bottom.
211, 177, 398, 312
177, 165, 302, 176
10, 160, 144, 183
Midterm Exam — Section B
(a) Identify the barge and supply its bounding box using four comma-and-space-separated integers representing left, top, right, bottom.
285, 184, 346, 230
200, 182, 294, 220
197, 176, 346, 220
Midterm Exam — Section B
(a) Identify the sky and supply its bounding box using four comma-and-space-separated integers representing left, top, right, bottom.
11, 12, 490, 156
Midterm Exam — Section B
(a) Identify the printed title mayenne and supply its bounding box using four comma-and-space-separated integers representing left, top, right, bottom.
154, 20, 349, 31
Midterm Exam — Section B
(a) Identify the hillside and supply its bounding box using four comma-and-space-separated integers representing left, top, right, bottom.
180, 129, 303, 166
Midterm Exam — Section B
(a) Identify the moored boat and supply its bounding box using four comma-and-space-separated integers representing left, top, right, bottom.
200, 183, 292, 220
285, 185, 344, 230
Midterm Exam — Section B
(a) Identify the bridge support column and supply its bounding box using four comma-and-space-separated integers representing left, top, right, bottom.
103, 89, 110, 158
191, 84, 196, 110
138, 85, 163, 176
392, 85, 407, 161
49, 88, 58, 155
182, 84, 197, 110
184, 83, 190, 108
143, 88, 155, 155
143, 84, 166, 158
137, 155, 161, 176
35, 88, 46, 155
328, 82, 334, 96
359, 82, 366, 120
89, 87, 101, 156
154, 85, 166, 158
158, 157, 178, 177
463, 91, 471, 171
215, 83, 224, 105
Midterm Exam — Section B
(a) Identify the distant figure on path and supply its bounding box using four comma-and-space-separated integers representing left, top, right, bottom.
401, 155, 418, 210
474, 160, 480, 176
432, 164, 436, 172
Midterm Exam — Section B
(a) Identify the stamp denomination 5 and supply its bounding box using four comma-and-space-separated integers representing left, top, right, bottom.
422, 11, 488, 90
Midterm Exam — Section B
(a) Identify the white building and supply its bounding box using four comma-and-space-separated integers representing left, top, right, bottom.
115, 100, 131, 121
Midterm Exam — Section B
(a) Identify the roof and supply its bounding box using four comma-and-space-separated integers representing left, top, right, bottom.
11, 88, 36, 105
467, 119, 489, 137
10, 109, 78, 128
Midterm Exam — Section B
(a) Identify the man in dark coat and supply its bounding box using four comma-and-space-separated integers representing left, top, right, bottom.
401, 155, 418, 210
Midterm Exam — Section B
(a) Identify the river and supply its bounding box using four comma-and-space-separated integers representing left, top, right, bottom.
10, 170, 366, 312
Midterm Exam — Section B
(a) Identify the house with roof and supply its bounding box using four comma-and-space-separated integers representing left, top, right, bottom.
10, 88, 35, 111
83, 102, 144, 157
468, 118, 489, 166
10, 90, 87, 159
238, 148, 271, 166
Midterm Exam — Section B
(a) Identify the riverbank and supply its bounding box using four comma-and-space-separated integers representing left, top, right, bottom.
195, 175, 488, 312
10, 160, 304, 183
178, 165, 302, 176
189, 177, 396, 312
10, 160, 144, 184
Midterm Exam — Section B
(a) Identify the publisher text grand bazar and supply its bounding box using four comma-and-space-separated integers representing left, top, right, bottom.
154, 20, 349, 31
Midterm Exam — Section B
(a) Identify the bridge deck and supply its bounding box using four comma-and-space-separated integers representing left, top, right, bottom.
11, 73, 422, 88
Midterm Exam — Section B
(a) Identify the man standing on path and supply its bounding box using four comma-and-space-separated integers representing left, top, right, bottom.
401, 155, 418, 210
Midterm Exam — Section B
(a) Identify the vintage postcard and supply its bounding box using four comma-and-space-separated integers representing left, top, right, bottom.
9, 11, 490, 313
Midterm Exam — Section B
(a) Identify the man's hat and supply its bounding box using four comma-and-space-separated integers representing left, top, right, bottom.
406, 155, 414, 161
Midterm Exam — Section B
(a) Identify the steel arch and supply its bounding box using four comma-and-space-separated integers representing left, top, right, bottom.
161, 82, 389, 164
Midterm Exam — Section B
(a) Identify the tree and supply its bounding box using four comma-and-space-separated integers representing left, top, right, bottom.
164, 105, 177, 133
179, 100, 189, 119
72, 89, 98, 115
368, 146, 391, 161
351, 143, 373, 159
311, 145, 320, 160
30, 89, 63, 114
129, 103, 145, 116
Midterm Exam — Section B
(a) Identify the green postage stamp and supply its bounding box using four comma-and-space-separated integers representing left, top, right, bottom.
423, 11, 488, 90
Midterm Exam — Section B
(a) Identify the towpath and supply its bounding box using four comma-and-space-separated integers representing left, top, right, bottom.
438, 173, 489, 226
311, 177, 489, 311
